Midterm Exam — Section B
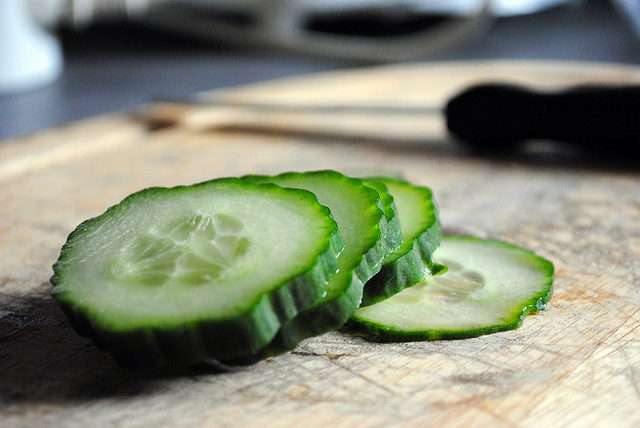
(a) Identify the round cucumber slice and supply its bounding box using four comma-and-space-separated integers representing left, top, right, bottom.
50, 178, 343, 368
360, 177, 442, 307
226, 170, 396, 363
350, 236, 554, 341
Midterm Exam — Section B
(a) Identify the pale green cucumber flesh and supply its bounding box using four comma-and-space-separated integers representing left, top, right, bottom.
226, 170, 392, 363
350, 236, 554, 341
360, 177, 442, 307
50, 178, 342, 368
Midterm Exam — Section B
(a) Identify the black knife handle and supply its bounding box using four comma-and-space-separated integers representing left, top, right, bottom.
445, 83, 640, 155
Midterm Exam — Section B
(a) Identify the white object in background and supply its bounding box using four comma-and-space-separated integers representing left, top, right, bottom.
0, 0, 63, 94
28, 0, 151, 28
610, 0, 640, 39
491, 0, 581, 16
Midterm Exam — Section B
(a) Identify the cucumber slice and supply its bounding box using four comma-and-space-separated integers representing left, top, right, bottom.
360, 177, 442, 307
226, 170, 395, 363
50, 178, 343, 368
350, 236, 554, 341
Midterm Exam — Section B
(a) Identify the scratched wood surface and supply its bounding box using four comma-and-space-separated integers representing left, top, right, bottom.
2, 60, 640, 427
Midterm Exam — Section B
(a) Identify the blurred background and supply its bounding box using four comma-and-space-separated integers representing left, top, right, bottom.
1, 0, 640, 140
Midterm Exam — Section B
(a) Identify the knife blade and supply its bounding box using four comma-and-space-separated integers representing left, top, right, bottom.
143, 83, 640, 156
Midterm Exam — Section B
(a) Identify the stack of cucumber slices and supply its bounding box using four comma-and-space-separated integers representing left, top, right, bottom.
50, 170, 554, 369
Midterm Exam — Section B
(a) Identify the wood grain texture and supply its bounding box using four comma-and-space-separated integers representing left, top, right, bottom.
2, 60, 640, 427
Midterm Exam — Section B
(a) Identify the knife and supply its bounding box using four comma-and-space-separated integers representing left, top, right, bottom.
446, 83, 640, 156
143, 83, 640, 156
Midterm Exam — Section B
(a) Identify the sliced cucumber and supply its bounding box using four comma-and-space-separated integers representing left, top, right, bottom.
360, 177, 442, 307
51, 170, 556, 368
225, 170, 396, 363
350, 236, 554, 340
51, 178, 343, 368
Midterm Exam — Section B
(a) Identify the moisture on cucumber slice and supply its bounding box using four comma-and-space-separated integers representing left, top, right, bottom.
350, 236, 554, 341
226, 170, 396, 363
50, 178, 343, 368
360, 177, 442, 307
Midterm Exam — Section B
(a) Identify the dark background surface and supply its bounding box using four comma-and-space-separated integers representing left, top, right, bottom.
1, 0, 639, 141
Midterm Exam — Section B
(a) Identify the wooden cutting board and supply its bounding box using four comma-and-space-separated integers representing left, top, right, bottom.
2, 60, 640, 427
